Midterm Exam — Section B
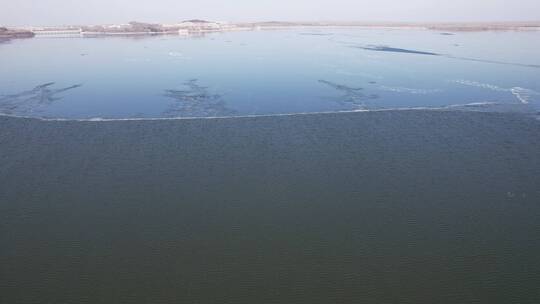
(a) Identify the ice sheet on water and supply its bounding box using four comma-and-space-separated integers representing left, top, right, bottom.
378, 86, 442, 95
351, 45, 540, 69
352, 45, 440, 56
451, 79, 540, 105
318, 80, 379, 110
163, 79, 237, 118
0, 82, 82, 115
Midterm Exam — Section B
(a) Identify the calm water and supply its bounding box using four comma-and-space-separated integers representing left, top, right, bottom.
1, 28, 539, 119
1, 111, 539, 303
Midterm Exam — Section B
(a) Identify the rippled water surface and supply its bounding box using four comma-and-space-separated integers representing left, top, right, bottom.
1, 28, 539, 119
1, 111, 540, 303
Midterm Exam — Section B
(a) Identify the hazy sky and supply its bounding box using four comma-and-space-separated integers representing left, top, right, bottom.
1, 0, 539, 26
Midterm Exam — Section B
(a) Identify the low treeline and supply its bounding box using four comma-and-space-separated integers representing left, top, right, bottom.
0, 27, 35, 38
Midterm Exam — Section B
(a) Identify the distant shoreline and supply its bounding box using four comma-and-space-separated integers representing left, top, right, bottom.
0, 27, 35, 39
2, 21, 540, 40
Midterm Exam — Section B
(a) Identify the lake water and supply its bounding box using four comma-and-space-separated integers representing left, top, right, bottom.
1, 28, 540, 303
1, 110, 540, 303
1, 28, 539, 119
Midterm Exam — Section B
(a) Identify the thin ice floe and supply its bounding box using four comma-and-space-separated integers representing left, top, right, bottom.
299, 33, 334, 36
168, 51, 184, 57
378, 86, 442, 95
445, 102, 500, 108
0, 82, 82, 115
334, 69, 383, 80
0, 80, 536, 122
450, 80, 509, 92
163, 79, 237, 117
511, 87, 539, 104
168, 51, 191, 60
1, 104, 536, 123
353, 45, 440, 56
318, 80, 379, 109
447, 56, 540, 69
451, 79, 539, 104
353, 44, 540, 69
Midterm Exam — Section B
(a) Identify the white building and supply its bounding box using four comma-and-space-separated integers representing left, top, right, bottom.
32, 28, 82, 37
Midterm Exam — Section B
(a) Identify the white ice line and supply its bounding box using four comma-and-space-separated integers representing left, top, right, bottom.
1, 102, 529, 123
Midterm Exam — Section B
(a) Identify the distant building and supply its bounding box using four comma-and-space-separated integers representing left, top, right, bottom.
32, 28, 82, 37
178, 20, 222, 31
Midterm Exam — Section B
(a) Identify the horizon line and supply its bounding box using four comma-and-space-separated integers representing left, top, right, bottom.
5, 19, 540, 28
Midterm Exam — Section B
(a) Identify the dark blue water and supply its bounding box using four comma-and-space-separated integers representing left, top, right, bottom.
1, 110, 539, 303
1, 28, 539, 119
